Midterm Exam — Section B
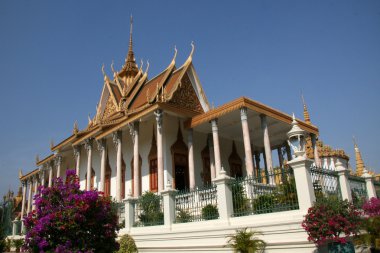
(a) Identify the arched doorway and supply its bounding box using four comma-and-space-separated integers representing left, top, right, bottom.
229, 141, 243, 178
171, 123, 189, 191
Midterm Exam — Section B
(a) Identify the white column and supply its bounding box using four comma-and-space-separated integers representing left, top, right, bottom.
48, 163, 53, 187
27, 179, 33, 214
85, 138, 93, 191
124, 194, 137, 232
211, 119, 222, 175
240, 107, 254, 176
188, 129, 195, 189
97, 139, 106, 193
113, 131, 122, 201
40, 169, 45, 186
260, 114, 274, 184
20, 181, 27, 218
311, 134, 321, 167
288, 156, 315, 211
208, 134, 216, 180
74, 146, 81, 177
362, 169, 377, 198
155, 110, 164, 192
32, 177, 38, 211
132, 122, 140, 197
335, 158, 352, 202
56, 155, 62, 179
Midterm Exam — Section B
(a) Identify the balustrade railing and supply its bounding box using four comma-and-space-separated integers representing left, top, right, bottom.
374, 181, 380, 198
348, 175, 367, 208
133, 193, 164, 227
175, 184, 218, 223
229, 167, 299, 217
310, 165, 341, 201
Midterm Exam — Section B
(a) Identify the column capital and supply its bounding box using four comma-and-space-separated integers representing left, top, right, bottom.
211, 119, 218, 132
96, 138, 106, 152
112, 131, 122, 147
73, 145, 81, 157
240, 107, 248, 120
154, 109, 163, 130
128, 121, 139, 143
84, 138, 93, 153
55, 155, 62, 166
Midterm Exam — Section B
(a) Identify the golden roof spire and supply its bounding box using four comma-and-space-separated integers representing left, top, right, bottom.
301, 92, 311, 124
121, 15, 138, 79
353, 136, 365, 176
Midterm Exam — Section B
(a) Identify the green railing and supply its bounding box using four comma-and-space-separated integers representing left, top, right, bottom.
310, 165, 341, 201
374, 181, 380, 198
175, 184, 218, 223
133, 193, 164, 227
348, 175, 367, 208
229, 167, 299, 217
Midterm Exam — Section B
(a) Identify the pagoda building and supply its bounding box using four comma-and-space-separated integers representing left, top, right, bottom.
19, 21, 319, 218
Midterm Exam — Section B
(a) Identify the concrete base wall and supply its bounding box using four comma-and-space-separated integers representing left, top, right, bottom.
119, 210, 317, 253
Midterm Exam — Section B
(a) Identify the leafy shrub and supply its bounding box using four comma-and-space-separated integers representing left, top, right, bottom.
275, 178, 298, 209
138, 192, 164, 226
225, 227, 266, 253
355, 198, 380, 249
302, 196, 361, 246
252, 194, 276, 214
231, 182, 251, 215
201, 204, 219, 220
117, 234, 138, 253
12, 238, 24, 252
362, 197, 380, 217
176, 209, 192, 223
23, 170, 119, 253
0, 218, 5, 252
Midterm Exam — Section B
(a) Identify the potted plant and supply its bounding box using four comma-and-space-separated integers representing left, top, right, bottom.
225, 227, 266, 253
302, 196, 361, 253
355, 197, 380, 252
201, 204, 219, 220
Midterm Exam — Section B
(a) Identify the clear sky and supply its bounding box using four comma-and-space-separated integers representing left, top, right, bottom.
0, 0, 379, 197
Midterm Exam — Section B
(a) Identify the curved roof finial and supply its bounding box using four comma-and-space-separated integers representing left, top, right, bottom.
185, 41, 195, 64
111, 60, 116, 74
139, 59, 143, 72
171, 45, 178, 65
145, 60, 150, 73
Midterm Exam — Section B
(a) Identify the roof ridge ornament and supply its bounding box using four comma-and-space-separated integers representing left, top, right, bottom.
185, 41, 195, 64
145, 60, 150, 74
301, 92, 311, 124
171, 45, 178, 65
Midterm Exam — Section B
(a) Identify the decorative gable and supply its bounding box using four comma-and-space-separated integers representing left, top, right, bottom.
102, 96, 117, 120
168, 73, 203, 113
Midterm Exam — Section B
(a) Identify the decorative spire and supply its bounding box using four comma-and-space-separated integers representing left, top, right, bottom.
301, 93, 311, 124
73, 121, 79, 135
353, 136, 365, 176
121, 15, 138, 79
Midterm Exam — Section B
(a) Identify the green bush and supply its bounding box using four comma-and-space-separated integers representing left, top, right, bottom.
0, 218, 5, 253
275, 178, 298, 209
176, 209, 192, 223
117, 234, 138, 253
252, 194, 276, 214
231, 182, 251, 215
12, 238, 24, 252
201, 204, 219, 220
138, 192, 164, 226
225, 227, 266, 253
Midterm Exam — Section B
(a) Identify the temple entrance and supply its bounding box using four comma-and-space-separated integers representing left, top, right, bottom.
173, 154, 188, 191
171, 122, 189, 191
149, 126, 158, 192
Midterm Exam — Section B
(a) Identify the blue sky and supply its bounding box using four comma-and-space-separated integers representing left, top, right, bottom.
0, 0, 379, 197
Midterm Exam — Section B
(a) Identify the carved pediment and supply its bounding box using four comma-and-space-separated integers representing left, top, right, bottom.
168, 74, 203, 113
102, 96, 117, 120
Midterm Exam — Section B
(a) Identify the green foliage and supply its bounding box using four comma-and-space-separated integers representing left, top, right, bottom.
275, 178, 298, 208
138, 192, 164, 226
225, 227, 266, 253
4, 238, 11, 252
0, 214, 5, 253
117, 234, 138, 253
201, 204, 219, 220
252, 194, 276, 214
231, 182, 251, 215
176, 209, 192, 223
12, 238, 24, 252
